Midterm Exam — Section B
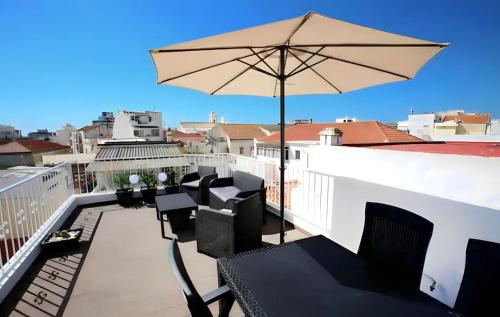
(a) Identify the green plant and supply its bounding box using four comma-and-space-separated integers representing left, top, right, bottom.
54, 230, 71, 239
167, 170, 177, 186
139, 170, 158, 189
113, 173, 131, 189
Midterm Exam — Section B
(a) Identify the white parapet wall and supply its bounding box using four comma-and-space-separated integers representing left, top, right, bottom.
307, 145, 500, 210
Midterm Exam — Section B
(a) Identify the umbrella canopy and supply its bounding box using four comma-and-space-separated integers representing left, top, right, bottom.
150, 12, 447, 243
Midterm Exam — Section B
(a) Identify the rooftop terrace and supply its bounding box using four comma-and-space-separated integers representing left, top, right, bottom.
1, 203, 307, 316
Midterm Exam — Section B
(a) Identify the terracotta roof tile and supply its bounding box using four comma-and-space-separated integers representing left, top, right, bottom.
0, 142, 31, 154
258, 121, 423, 145
15, 140, 70, 154
442, 114, 490, 124
170, 130, 206, 142
220, 124, 268, 140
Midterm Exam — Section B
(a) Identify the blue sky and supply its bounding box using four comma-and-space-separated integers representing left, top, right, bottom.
1, 0, 499, 134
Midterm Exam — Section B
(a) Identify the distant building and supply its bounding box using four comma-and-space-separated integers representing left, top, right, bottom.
71, 112, 115, 154
178, 122, 218, 134
403, 110, 499, 142
208, 111, 217, 123
168, 130, 210, 154
27, 129, 55, 141
255, 121, 424, 168
0, 125, 21, 140
0, 140, 71, 168
208, 123, 280, 156
52, 124, 76, 146
291, 119, 313, 124
92, 111, 115, 125
335, 116, 358, 123
112, 110, 163, 141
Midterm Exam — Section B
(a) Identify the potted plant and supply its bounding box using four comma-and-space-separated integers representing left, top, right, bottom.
41, 228, 84, 252
139, 170, 158, 204
114, 173, 133, 207
165, 170, 179, 194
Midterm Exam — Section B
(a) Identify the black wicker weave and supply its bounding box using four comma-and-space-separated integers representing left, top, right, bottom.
180, 165, 217, 204
217, 235, 452, 317
196, 193, 263, 258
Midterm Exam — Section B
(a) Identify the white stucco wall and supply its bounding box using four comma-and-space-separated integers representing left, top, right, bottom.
308, 145, 500, 210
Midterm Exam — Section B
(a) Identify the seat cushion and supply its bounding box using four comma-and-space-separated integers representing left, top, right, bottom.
182, 180, 200, 189
209, 186, 241, 203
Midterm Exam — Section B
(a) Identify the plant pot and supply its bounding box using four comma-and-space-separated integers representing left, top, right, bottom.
116, 188, 134, 207
141, 187, 157, 204
165, 185, 179, 194
40, 228, 84, 252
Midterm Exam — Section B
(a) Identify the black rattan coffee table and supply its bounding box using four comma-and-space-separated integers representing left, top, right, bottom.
155, 193, 198, 239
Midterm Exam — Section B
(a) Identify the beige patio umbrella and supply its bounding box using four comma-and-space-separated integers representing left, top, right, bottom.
149, 12, 448, 243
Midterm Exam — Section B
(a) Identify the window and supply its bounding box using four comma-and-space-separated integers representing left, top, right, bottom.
152, 129, 160, 137
130, 115, 135, 121
148, 116, 152, 122
285, 147, 289, 160
134, 130, 144, 137
239, 147, 244, 155
295, 150, 301, 160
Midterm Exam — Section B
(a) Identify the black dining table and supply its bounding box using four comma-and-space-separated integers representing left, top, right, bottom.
217, 235, 453, 317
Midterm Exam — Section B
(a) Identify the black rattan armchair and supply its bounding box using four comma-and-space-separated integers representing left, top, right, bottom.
180, 166, 217, 204
358, 202, 434, 291
196, 193, 263, 258
454, 238, 500, 317
208, 171, 266, 223
168, 239, 234, 317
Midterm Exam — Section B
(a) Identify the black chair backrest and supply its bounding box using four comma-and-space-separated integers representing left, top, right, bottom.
358, 202, 434, 290
168, 239, 213, 317
233, 193, 263, 252
454, 238, 500, 317
198, 166, 216, 177
233, 171, 264, 191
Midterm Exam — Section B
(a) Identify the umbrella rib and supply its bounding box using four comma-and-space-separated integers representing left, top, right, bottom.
209, 48, 279, 95
156, 47, 276, 84
286, 46, 325, 77
249, 48, 279, 76
286, 56, 329, 78
151, 43, 447, 53
287, 49, 342, 94
289, 43, 448, 48
284, 12, 315, 45
236, 60, 278, 78
291, 47, 410, 80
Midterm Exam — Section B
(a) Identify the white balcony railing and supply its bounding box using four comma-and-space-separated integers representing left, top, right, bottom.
0, 162, 74, 283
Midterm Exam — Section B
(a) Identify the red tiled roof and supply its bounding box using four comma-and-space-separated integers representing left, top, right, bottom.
366, 142, 500, 157
442, 114, 490, 124
15, 140, 70, 154
258, 121, 423, 145
220, 124, 268, 140
0, 142, 31, 154
170, 130, 206, 142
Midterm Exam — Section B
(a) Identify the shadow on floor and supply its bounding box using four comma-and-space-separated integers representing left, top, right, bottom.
0, 206, 104, 317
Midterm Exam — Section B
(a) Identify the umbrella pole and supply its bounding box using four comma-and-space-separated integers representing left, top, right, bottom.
279, 46, 286, 244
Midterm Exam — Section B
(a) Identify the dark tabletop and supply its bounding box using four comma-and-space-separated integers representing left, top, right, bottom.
217, 235, 453, 317
155, 192, 198, 212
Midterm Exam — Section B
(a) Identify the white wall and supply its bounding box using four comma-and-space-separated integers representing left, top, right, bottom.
308, 145, 500, 210
228, 139, 254, 156
408, 113, 437, 140
329, 176, 500, 307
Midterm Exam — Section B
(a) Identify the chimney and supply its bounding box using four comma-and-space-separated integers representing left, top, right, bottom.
319, 128, 343, 146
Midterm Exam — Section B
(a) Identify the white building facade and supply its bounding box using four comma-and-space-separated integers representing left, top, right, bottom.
112, 110, 163, 141
0, 125, 21, 140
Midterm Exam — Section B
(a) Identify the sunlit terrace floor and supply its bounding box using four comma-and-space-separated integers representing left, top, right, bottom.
1, 202, 309, 317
